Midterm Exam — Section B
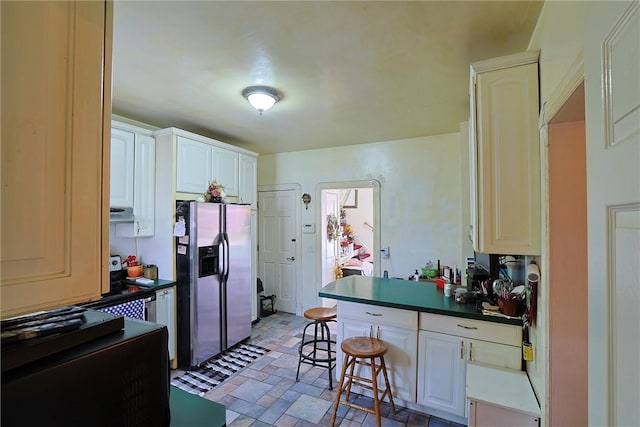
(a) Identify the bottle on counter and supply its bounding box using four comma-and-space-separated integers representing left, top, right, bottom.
414, 270, 420, 281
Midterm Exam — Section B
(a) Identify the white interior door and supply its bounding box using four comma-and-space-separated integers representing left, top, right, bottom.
258, 189, 297, 314
321, 190, 339, 306
585, 2, 640, 425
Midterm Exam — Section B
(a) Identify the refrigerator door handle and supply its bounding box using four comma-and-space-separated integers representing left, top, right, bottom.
222, 232, 230, 282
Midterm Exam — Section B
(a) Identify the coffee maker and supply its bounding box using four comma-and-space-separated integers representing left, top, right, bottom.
108, 255, 125, 295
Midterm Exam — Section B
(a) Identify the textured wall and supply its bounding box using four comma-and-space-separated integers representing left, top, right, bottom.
258, 132, 464, 310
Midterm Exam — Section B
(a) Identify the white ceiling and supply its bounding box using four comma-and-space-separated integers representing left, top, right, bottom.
112, 1, 544, 155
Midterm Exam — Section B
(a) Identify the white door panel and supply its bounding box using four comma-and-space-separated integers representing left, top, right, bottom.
585, 2, 640, 425
321, 190, 339, 306
259, 189, 297, 313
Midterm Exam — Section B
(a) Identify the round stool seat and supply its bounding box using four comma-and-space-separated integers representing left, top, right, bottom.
304, 306, 337, 322
330, 336, 395, 427
296, 306, 337, 390
341, 337, 388, 358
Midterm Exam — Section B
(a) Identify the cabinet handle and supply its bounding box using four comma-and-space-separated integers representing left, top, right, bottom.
469, 342, 473, 361
457, 324, 478, 330
377, 326, 381, 340
365, 311, 382, 317
369, 325, 374, 338
460, 341, 464, 359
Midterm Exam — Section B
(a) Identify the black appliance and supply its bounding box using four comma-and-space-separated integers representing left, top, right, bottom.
107, 254, 125, 295
2, 317, 170, 426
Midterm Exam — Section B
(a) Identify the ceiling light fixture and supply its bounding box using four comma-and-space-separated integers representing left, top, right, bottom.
242, 85, 281, 115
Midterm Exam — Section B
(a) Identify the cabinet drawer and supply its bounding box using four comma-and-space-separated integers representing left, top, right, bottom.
338, 300, 418, 330
419, 313, 520, 347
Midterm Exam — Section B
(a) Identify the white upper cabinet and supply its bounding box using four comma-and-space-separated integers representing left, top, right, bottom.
111, 121, 156, 237
239, 153, 258, 208
176, 136, 212, 194
1, 1, 111, 317
470, 51, 541, 255
174, 132, 249, 198
132, 134, 156, 236
211, 146, 238, 197
110, 128, 135, 208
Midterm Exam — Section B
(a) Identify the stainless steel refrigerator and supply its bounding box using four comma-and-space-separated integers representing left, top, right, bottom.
175, 201, 252, 369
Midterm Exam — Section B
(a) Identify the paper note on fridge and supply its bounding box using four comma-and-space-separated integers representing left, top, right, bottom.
177, 245, 187, 255
173, 219, 186, 237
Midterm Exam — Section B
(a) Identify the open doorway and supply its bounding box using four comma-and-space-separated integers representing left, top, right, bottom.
547, 82, 587, 426
317, 181, 380, 307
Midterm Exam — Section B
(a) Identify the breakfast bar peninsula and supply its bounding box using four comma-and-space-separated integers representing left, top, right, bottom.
320, 276, 524, 424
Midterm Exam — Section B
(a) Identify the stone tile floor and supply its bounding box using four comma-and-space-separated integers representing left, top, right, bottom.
172, 311, 466, 426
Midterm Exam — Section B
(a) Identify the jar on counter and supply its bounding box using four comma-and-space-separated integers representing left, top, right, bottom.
444, 283, 453, 297
455, 287, 470, 303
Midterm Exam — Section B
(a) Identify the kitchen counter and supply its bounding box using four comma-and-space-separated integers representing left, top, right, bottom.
319, 276, 521, 326
81, 279, 177, 310
170, 386, 226, 427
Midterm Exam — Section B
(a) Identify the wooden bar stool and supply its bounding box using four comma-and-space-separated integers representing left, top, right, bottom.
295, 306, 337, 390
330, 336, 396, 427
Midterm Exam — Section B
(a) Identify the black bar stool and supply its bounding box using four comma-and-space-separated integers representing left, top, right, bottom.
330, 336, 396, 427
295, 306, 337, 390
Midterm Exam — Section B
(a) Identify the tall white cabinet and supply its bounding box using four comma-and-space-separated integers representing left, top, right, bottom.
138, 127, 259, 320
1, 1, 112, 317
111, 121, 156, 238
469, 50, 541, 255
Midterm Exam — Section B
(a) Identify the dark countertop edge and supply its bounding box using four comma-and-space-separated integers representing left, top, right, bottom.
318, 291, 522, 326
80, 280, 177, 310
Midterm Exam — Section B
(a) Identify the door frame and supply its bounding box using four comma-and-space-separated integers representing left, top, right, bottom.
315, 180, 381, 306
538, 52, 585, 425
257, 183, 302, 315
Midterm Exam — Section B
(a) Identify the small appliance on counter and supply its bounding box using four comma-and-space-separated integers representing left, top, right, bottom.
107, 255, 125, 295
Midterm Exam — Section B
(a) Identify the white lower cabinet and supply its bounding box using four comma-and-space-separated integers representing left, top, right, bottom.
417, 313, 522, 422
155, 286, 177, 368
336, 301, 418, 403
417, 331, 467, 416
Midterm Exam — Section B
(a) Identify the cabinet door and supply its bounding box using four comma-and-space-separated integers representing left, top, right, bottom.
378, 323, 417, 402
239, 153, 257, 208
468, 339, 521, 371
176, 136, 212, 193
114, 132, 156, 237
211, 146, 238, 196
1, 1, 111, 317
156, 286, 176, 365
132, 134, 155, 236
472, 58, 540, 255
110, 128, 135, 207
417, 331, 467, 416
339, 319, 417, 403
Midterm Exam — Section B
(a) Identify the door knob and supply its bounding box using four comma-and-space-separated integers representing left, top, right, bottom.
287, 256, 295, 261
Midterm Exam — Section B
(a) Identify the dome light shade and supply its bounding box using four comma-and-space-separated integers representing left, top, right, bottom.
242, 86, 280, 114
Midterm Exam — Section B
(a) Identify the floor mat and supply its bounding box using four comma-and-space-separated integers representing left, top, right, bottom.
170, 342, 270, 396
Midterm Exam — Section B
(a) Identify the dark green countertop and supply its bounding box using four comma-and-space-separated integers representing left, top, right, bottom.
170, 386, 226, 426
81, 279, 177, 310
319, 276, 522, 326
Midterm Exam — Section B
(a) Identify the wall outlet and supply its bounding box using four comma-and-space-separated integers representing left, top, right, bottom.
380, 246, 390, 258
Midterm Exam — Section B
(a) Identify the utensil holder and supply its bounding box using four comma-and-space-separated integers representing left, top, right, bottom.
497, 298, 523, 317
